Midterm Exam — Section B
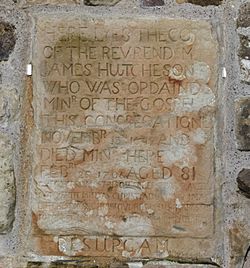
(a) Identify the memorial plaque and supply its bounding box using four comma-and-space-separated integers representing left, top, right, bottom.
31, 17, 218, 259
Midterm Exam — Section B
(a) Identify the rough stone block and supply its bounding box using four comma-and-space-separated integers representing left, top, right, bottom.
237, 169, 250, 198
0, 133, 15, 233
238, 34, 250, 84
239, 35, 250, 60
236, 99, 250, 151
176, 0, 223, 6
0, 22, 16, 62
84, 0, 120, 6
239, 58, 250, 84
142, 0, 165, 7
237, 2, 250, 28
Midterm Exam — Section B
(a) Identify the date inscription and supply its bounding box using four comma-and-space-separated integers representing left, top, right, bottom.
31, 17, 218, 258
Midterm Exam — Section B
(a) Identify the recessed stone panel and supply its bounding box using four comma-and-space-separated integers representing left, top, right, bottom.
31, 17, 218, 260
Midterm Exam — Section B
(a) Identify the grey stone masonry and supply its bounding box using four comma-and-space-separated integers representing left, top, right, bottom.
0, 1, 249, 268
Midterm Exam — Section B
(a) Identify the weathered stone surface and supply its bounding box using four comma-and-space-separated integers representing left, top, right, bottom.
239, 58, 250, 84
236, 99, 250, 151
142, 0, 165, 7
23, 0, 80, 6
0, 258, 13, 268
168, 237, 216, 260
237, 169, 250, 198
237, 2, 250, 28
0, 22, 16, 62
0, 0, 18, 6
84, 0, 120, 6
229, 226, 250, 268
176, 0, 223, 6
0, 89, 19, 125
0, 132, 15, 233
31, 17, 218, 260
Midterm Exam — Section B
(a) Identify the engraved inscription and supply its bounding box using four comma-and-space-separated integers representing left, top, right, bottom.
32, 18, 218, 258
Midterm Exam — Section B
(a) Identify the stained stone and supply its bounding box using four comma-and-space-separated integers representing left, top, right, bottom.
236, 99, 250, 151
237, 169, 250, 198
0, 22, 16, 62
0, 132, 15, 233
31, 17, 218, 260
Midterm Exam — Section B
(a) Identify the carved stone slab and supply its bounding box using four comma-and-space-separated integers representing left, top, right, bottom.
31, 17, 218, 260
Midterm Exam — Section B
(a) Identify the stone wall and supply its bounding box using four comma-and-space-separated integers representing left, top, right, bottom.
0, 0, 249, 267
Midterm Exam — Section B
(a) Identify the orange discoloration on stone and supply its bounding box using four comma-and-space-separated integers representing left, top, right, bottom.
31, 17, 218, 260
